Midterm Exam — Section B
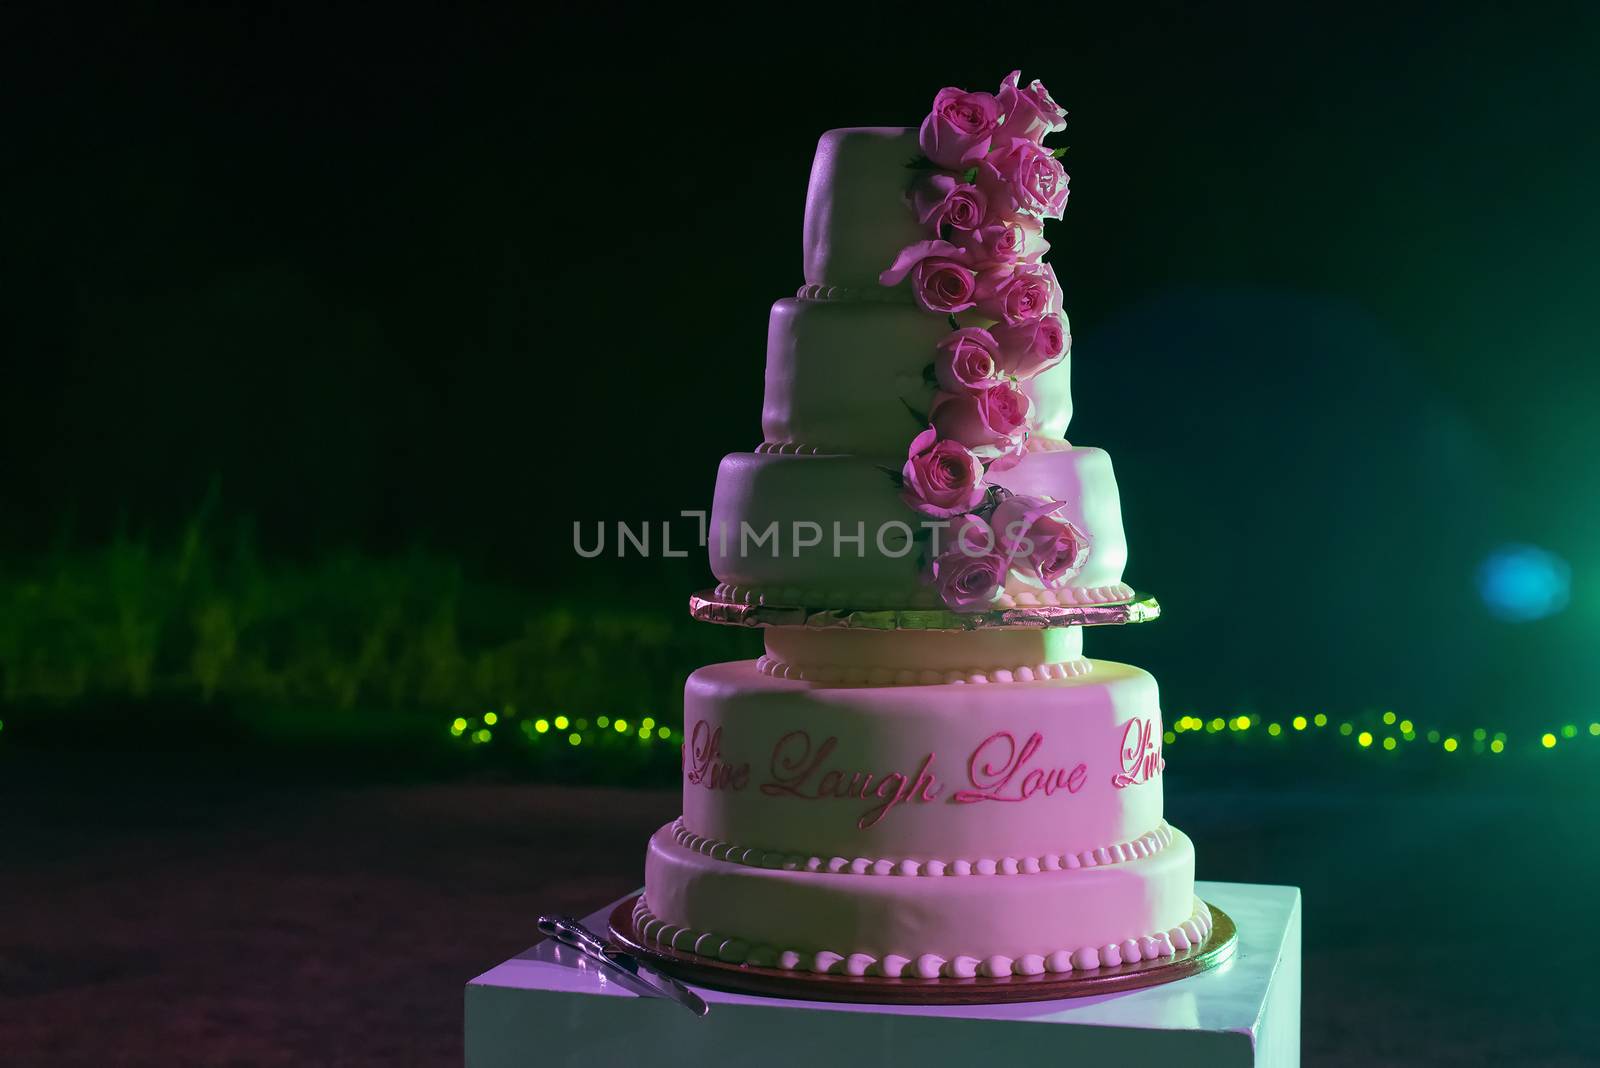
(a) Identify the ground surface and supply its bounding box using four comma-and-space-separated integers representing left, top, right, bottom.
2, 753, 1595, 1066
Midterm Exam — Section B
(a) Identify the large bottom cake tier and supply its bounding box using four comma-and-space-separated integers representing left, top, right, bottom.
640, 821, 1201, 979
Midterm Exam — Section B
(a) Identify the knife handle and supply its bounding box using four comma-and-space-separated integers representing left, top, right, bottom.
538, 915, 608, 957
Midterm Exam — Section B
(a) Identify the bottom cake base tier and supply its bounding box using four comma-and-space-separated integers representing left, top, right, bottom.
640, 820, 1201, 979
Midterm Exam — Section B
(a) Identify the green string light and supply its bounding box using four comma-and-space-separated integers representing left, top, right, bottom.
441, 705, 1600, 769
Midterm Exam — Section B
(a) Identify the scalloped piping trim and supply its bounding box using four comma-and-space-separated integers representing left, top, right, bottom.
796, 283, 916, 304
995, 582, 1136, 608
670, 817, 1173, 879
757, 436, 1079, 456
713, 580, 1137, 611
631, 895, 1212, 978
755, 652, 1092, 686
755, 441, 847, 456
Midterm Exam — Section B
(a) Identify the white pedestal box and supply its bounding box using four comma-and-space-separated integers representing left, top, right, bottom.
465, 880, 1301, 1067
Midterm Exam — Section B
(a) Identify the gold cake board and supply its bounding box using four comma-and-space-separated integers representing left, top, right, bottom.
688, 589, 1160, 632
608, 895, 1236, 1005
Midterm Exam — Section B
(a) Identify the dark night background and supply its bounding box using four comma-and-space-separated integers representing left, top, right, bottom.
3, 4, 1599, 1065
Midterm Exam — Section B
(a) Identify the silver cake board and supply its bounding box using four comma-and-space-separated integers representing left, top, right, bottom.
465, 880, 1301, 1067
688, 589, 1161, 631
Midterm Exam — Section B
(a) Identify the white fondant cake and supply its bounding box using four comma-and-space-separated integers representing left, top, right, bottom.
640, 75, 1196, 982
763, 296, 1072, 456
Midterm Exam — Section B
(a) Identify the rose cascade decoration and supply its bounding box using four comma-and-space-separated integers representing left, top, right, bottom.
879, 71, 1091, 611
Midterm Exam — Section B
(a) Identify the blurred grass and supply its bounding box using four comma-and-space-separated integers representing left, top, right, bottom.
4, 510, 1588, 789
0, 506, 757, 759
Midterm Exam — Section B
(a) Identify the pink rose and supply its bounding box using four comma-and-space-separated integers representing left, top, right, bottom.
979, 143, 1069, 220
952, 216, 1049, 264
912, 175, 989, 232
900, 427, 986, 518
989, 314, 1069, 379
929, 515, 1008, 610
918, 87, 1001, 169
879, 239, 979, 313
992, 494, 1091, 590
934, 328, 1001, 392
912, 257, 977, 313
930, 379, 1031, 455
975, 262, 1056, 324
993, 70, 1068, 148
880, 239, 959, 286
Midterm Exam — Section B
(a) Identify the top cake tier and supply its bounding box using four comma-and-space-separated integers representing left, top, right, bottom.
803, 127, 928, 291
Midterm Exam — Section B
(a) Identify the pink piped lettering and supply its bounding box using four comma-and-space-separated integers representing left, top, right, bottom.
757, 730, 942, 829
954, 731, 1085, 804
684, 720, 749, 791
1111, 716, 1164, 789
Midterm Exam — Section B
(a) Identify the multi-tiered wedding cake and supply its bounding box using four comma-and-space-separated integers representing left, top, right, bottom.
633, 74, 1207, 983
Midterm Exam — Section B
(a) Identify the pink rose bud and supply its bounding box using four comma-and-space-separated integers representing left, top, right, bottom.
993, 70, 1068, 149
912, 175, 989, 233
930, 515, 1008, 609
900, 427, 987, 518
934, 328, 1002, 392
975, 262, 1056, 325
991, 494, 1091, 590
930, 379, 1032, 454
918, 87, 1002, 169
990, 314, 1069, 380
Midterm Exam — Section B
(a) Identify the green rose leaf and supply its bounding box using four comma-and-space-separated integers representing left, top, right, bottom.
900, 397, 931, 427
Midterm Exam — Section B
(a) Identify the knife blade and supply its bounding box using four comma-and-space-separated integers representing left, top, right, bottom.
537, 915, 709, 1017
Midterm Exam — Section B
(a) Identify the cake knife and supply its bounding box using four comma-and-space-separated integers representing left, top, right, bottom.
536, 915, 709, 1017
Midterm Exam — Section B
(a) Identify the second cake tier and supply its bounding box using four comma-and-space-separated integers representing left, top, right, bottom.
709, 444, 1131, 609
681, 653, 1167, 866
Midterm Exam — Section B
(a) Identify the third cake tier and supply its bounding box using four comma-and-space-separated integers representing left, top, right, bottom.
675, 637, 1166, 871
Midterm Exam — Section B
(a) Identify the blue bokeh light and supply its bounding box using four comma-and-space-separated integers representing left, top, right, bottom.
1477, 544, 1571, 622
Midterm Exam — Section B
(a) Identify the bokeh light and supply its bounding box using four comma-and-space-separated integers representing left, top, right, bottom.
1477, 544, 1571, 622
